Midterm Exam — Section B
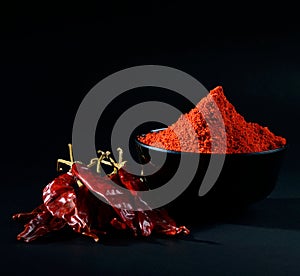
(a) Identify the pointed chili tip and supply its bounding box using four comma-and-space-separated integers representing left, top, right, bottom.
179, 226, 190, 235
82, 232, 100, 242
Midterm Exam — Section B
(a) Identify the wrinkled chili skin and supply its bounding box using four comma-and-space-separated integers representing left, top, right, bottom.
42, 171, 107, 241
43, 172, 77, 218
15, 208, 66, 243
72, 163, 139, 235
63, 184, 101, 242
118, 167, 148, 194
12, 203, 47, 223
13, 172, 76, 242
72, 164, 169, 237
117, 166, 189, 236
13, 172, 77, 242
13, 162, 190, 242
116, 167, 154, 236
146, 209, 190, 235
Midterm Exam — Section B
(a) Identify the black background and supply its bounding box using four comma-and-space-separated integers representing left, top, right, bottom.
1, 2, 300, 275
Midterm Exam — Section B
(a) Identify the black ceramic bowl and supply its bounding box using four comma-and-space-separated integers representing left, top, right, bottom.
134, 128, 287, 219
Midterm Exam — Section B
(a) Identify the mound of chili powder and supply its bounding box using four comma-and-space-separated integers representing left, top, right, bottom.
138, 86, 286, 153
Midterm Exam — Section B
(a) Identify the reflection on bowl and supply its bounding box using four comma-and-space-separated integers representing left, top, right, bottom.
135, 128, 287, 219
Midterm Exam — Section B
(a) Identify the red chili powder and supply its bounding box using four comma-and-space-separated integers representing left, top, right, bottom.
138, 86, 286, 153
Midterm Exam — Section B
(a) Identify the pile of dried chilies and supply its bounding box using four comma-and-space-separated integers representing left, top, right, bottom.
13, 144, 189, 243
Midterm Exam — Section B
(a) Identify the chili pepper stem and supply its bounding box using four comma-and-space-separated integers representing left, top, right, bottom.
96, 153, 107, 174
56, 143, 74, 172
117, 147, 123, 163
56, 159, 72, 172
68, 143, 74, 163
87, 153, 115, 175
77, 180, 84, 187
96, 150, 119, 172
87, 158, 98, 168
58, 144, 126, 175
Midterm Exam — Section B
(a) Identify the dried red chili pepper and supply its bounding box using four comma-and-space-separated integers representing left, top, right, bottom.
69, 148, 190, 238
42, 172, 77, 218
63, 184, 103, 242
13, 206, 66, 243
15, 179, 70, 241
145, 209, 190, 236
117, 166, 190, 236
109, 167, 153, 236
72, 163, 139, 236
41, 171, 100, 241
13, 144, 190, 242
118, 168, 148, 193
13, 203, 48, 223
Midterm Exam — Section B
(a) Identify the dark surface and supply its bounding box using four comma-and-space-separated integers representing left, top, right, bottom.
1, 2, 300, 275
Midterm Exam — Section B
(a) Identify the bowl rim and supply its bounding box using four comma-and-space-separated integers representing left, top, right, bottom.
135, 128, 288, 156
